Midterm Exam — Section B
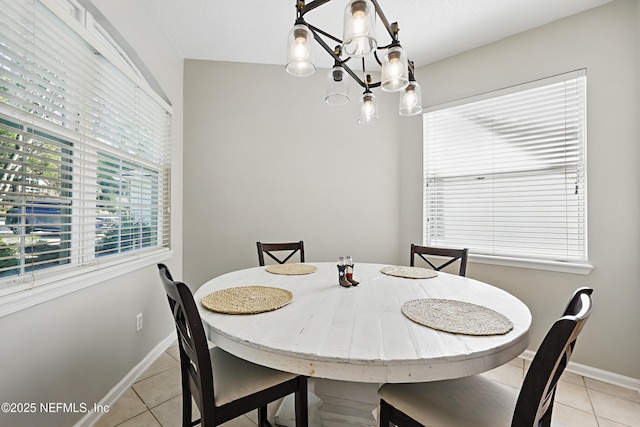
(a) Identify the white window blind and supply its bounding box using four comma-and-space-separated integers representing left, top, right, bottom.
423, 71, 587, 265
0, 0, 171, 296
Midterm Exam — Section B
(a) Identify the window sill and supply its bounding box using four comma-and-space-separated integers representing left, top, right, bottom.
470, 254, 593, 275
0, 249, 173, 318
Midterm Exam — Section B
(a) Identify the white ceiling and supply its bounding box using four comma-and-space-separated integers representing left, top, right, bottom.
140, 0, 614, 68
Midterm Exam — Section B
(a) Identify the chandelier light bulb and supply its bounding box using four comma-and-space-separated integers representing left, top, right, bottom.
362, 99, 374, 115
294, 38, 307, 58
404, 87, 417, 107
351, 6, 367, 34
387, 55, 403, 78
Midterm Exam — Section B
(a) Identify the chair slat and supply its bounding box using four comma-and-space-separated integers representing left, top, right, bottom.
257, 241, 305, 266
410, 244, 469, 276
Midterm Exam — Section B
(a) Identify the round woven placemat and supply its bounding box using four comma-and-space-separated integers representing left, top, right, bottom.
381, 265, 438, 279
265, 263, 318, 275
401, 299, 513, 336
201, 286, 293, 314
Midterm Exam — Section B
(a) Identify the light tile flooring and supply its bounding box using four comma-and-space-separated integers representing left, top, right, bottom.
94, 343, 640, 427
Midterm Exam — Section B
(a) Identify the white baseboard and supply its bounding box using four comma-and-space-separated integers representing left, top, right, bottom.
75, 333, 176, 427
520, 350, 640, 392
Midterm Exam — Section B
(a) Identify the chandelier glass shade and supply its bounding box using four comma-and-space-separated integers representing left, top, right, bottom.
286, 0, 423, 123
342, 0, 377, 58
399, 78, 422, 116
381, 45, 408, 91
325, 65, 350, 105
359, 90, 378, 124
286, 23, 316, 77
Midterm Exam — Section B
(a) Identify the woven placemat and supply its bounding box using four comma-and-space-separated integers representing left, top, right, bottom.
401, 299, 513, 335
381, 265, 438, 279
201, 286, 293, 314
265, 263, 318, 275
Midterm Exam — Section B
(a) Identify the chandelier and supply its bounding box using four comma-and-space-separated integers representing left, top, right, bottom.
286, 0, 423, 124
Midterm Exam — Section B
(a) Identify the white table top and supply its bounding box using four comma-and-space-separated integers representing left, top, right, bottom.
194, 262, 531, 383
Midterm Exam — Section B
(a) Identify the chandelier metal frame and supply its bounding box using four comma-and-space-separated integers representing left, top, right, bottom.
286, 0, 423, 122
293, 0, 417, 91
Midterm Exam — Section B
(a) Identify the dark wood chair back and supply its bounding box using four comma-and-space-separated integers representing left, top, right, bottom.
257, 241, 305, 266
157, 263, 216, 426
511, 287, 593, 426
158, 263, 309, 427
410, 244, 469, 276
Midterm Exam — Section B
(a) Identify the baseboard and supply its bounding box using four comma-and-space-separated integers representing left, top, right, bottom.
75, 333, 176, 427
520, 350, 640, 392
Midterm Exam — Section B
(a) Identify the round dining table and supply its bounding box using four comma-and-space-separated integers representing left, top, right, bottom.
194, 262, 531, 427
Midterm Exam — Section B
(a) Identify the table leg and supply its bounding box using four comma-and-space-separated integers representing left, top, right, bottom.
314, 379, 378, 427
274, 379, 378, 427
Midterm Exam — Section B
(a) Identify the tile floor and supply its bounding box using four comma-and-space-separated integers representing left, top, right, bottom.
94, 342, 640, 427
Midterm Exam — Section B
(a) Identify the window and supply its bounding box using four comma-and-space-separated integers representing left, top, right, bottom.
423, 70, 588, 272
0, 0, 171, 297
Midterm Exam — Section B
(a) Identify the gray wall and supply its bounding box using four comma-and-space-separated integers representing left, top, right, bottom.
184, 0, 639, 380
183, 60, 414, 287
403, 0, 640, 378
0, 1, 183, 426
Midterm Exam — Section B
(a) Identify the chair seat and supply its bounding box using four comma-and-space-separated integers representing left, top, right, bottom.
211, 346, 299, 407
378, 375, 519, 427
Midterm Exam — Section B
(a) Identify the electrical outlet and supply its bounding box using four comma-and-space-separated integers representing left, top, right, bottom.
136, 313, 143, 332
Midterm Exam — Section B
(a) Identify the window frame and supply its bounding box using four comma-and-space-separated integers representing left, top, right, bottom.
0, 0, 172, 314
422, 71, 592, 275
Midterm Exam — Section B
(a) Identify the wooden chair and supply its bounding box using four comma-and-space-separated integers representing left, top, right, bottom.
410, 244, 469, 276
157, 264, 308, 427
377, 287, 593, 427
257, 241, 305, 266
